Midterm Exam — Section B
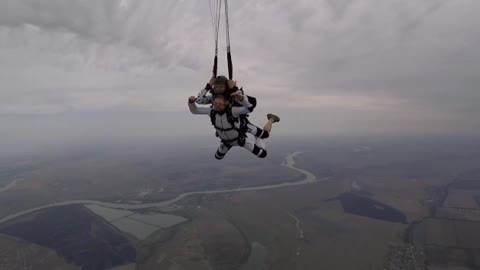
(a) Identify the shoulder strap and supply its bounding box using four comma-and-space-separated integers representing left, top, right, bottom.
246, 94, 257, 112
226, 108, 236, 127
209, 108, 216, 126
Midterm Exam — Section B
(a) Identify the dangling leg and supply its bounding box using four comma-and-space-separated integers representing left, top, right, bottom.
241, 112, 279, 139
247, 123, 270, 139
215, 142, 232, 160
264, 113, 280, 133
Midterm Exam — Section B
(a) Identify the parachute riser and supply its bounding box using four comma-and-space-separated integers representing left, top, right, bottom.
209, 0, 233, 80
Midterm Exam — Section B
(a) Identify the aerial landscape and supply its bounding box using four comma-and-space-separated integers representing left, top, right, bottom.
0, 137, 479, 269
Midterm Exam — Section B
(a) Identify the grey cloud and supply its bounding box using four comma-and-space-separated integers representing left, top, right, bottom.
324, 0, 354, 19
0, 0, 213, 66
0, 0, 479, 137
266, 0, 480, 116
0, 0, 131, 42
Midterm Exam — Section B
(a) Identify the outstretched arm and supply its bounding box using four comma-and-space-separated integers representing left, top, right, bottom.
188, 97, 211, 115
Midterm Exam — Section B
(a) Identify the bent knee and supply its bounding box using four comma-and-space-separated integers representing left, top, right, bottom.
260, 130, 270, 139
254, 129, 269, 139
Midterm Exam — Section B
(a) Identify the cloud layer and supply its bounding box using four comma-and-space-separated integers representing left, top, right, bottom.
0, 0, 479, 138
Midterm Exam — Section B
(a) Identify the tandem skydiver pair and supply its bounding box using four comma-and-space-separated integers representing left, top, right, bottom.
188, 76, 280, 160
189, 0, 280, 159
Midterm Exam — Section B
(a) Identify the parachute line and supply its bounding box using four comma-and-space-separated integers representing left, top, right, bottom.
209, 0, 222, 77
224, 0, 233, 79
224, 0, 231, 50
208, 0, 233, 79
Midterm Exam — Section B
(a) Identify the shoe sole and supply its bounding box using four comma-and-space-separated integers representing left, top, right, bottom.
267, 114, 280, 123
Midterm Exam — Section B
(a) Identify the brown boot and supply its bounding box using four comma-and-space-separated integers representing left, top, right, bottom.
267, 113, 280, 123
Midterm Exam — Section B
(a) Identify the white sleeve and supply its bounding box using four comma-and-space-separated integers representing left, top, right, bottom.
188, 102, 211, 115
231, 96, 252, 117
238, 95, 253, 108
196, 88, 213, 104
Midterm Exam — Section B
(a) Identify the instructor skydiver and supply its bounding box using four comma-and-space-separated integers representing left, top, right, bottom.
195, 75, 277, 139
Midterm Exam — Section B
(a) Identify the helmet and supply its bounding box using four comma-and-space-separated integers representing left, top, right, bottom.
214, 75, 228, 86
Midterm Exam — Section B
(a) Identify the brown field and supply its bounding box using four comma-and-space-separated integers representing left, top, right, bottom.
444, 189, 480, 209
423, 218, 457, 246
136, 206, 248, 270
185, 176, 416, 270
413, 217, 480, 268
455, 220, 480, 249
0, 234, 78, 270
436, 207, 480, 221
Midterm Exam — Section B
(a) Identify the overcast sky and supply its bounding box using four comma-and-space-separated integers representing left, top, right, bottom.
0, 0, 479, 151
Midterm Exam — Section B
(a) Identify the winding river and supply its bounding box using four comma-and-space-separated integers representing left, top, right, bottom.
0, 151, 329, 224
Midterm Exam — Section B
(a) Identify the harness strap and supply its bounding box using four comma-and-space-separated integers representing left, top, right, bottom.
222, 137, 239, 143
215, 126, 236, 132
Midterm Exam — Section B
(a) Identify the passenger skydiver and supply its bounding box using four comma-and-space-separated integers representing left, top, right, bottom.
188, 93, 280, 159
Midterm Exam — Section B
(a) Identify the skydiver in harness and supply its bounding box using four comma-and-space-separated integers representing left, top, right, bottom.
189, 0, 280, 159
195, 75, 278, 140
188, 93, 280, 159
